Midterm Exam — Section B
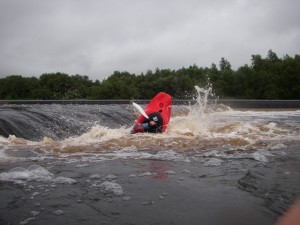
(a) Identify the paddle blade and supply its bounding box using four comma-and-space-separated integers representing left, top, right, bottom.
132, 102, 149, 119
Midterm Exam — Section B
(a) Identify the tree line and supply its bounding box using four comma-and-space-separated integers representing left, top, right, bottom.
0, 50, 299, 100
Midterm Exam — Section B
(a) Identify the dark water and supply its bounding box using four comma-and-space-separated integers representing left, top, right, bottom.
0, 104, 134, 141
0, 101, 300, 225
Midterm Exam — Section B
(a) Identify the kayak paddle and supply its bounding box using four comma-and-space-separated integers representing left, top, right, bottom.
132, 102, 149, 119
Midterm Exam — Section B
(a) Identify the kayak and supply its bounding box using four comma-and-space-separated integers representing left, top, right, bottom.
131, 92, 172, 133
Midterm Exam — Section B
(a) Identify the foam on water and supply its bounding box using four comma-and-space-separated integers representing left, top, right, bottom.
63, 125, 129, 145
0, 165, 52, 182
102, 148, 189, 162
0, 165, 76, 184
53, 176, 76, 184
252, 150, 272, 163
0, 135, 9, 144
0, 146, 10, 162
93, 181, 124, 196
204, 158, 223, 167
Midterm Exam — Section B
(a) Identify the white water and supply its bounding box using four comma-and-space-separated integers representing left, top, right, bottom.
1, 86, 300, 164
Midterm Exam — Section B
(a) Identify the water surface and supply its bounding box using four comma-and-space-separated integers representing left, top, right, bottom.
0, 96, 300, 225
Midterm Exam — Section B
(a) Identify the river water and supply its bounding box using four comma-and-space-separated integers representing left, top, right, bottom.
0, 92, 300, 224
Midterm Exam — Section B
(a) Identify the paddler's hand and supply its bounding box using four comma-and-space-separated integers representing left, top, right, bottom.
149, 121, 156, 126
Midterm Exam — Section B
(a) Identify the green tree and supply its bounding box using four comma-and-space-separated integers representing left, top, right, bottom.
1, 50, 300, 100
0, 75, 40, 99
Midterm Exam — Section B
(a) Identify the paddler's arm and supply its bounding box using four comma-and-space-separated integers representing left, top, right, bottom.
142, 120, 157, 131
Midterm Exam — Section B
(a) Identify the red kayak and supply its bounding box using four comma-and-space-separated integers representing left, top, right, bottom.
131, 92, 172, 133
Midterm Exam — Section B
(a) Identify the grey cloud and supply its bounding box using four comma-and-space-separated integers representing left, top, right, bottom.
0, 0, 299, 80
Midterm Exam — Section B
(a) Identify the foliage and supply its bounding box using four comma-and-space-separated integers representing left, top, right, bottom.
0, 50, 300, 100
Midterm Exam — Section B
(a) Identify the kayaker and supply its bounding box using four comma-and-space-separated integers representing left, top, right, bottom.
132, 111, 163, 133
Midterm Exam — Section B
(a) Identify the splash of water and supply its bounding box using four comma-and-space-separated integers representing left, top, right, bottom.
191, 85, 214, 116
169, 85, 215, 136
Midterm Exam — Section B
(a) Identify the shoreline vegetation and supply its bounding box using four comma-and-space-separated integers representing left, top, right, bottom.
0, 50, 299, 100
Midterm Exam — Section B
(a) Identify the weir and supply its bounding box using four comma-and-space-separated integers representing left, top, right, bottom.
1, 99, 300, 108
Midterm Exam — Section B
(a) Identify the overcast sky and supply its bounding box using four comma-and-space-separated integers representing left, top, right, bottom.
0, 0, 299, 80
